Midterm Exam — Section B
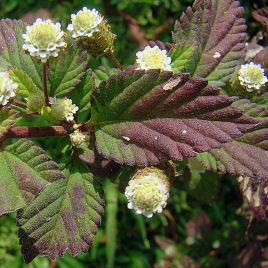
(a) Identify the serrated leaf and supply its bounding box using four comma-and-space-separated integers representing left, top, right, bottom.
68, 69, 94, 115
0, 107, 18, 140
49, 47, 87, 96
9, 66, 38, 97
173, 0, 247, 87
196, 99, 268, 178
17, 162, 104, 263
94, 66, 120, 88
92, 70, 256, 166
252, 47, 268, 74
0, 139, 64, 216
0, 19, 43, 89
169, 42, 197, 73
147, 40, 174, 51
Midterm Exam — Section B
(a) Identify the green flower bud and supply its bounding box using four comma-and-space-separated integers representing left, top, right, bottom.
27, 92, 44, 112
67, 7, 116, 56
70, 130, 87, 148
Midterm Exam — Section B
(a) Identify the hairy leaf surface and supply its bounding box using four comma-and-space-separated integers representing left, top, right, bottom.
197, 100, 268, 178
196, 100, 268, 217
49, 48, 87, 96
172, 0, 247, 86
9, 67, 38, 97
17, 163, 104, 263
0, 139, 64, 216
92, 70, 256, 166
0, 107, 18, 140
94, 66, 120, 87
0, 19, 43, 89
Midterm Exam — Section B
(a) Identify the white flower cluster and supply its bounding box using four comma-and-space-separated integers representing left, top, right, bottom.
22, 19, 66, 63
136, 45, 172, 71
0, 72, 17, 106
67, 7, 103, 40
125, 173, 169, 218
70, 130, 86, 147
49, 97, 78, 121
238, 62, 268, 91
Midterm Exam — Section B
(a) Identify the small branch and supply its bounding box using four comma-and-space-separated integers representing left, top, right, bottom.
43, 63, 50, 106
13, 99, 27, 108
151, 18, 174, 40
107, 53, 125, 71
4, 126, 69, 140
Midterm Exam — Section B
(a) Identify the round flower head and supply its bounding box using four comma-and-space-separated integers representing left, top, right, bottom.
136, 45, 172, 71
70, 130, 86, 148
67, 7, 103, 40
0, 72, 17, 106
238, 62, 268, 92
22, 18, 67, 63
125, 166, 171, 218
49, 97, 78, 122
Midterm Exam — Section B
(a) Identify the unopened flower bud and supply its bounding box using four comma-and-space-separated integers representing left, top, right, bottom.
22, 18, 67, 63
67, 7, 116, 56
27, 92, 44, 112
125, 163, 175, 218
0, 72, 17, 106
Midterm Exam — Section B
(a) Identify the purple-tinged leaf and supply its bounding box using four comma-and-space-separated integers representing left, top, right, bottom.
0, 139, 64, 216
0, 107, 18, 140
196, 99, 268, 217
252, 47, 268, 74
92, 70, 256, 166
172, 0, 247, 87
147, 40, 174, 51
0, 19, 43, 89
252, 7, 268, 33
17, 163, 104, 263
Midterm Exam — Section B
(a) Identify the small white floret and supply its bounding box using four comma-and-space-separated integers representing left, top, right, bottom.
67, 7, 103, 40
238, 62, 268, 92
0, 72, 17, 106
125, 174, 169, 218
136, 45, 172, 71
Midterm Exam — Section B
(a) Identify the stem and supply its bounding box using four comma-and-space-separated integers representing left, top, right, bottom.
43, 63, 50, 106
13, 99, 27, 108
4, 126, 69, 140
107, 53, 125, 71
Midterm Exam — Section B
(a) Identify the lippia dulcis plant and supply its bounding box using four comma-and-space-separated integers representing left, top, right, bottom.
0, 0, 267, 263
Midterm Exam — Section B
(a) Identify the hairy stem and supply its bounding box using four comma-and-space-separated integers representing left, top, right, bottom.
107, 53, 125, 71
4, 126, 69, 139
43, 63, 50, 106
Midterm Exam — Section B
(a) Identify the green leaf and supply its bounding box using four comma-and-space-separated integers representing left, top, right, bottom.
0, 107, 18, 140
169, 41, 197, 73
9, 67, 38, 97
68, 69, 94, 115
0, 139, 64, 216
49, 47, 88, 97
173, 0, 247, 87
0, 19, 43, 89
94, 66, 120, 87
17, 161, 104, 263
91, 70, 256, 166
